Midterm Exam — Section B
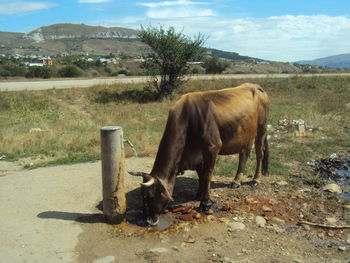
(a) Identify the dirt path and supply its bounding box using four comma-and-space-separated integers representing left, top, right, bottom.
2, 73, 350, 91
0, 158, 349, 263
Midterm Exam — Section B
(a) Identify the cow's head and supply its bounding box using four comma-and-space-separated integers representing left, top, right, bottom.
129, 172, 173, 226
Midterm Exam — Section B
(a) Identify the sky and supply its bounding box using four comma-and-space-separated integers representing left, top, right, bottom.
0, 0, 350, 61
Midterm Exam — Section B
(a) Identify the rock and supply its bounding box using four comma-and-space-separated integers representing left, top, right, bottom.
338, 246, 347, 252
255, 216, 266, 228
323, 183, 342, 193
185, 235, 196, 243
205, 209, 214, 215
269, 198, 279, 205
172, 246, 180, 252
172, 206, 186, 213
327, 231, 335, 237
325, 217, 337, 225
219, 217, 231, 224
270, 217, 285, 225
262, 206, 272, 212
276, 180, 288, 186
343, 204, 350, 210
302, 224, 311, 231
206, 215, 215, 221
269, 225, 285, 233
94, 256, 116, 263
246, 198, 259, 204
149, 248, 169, 253
177, 214, 194, 221
193, 212, 201, 219
228, 222, 246, 231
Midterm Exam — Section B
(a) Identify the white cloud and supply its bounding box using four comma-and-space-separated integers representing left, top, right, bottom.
78, 0, 111, 3
146, 7, 215, 18
104, 13, 350, 61
138, 0, 208, 8
0, 1, 57, 15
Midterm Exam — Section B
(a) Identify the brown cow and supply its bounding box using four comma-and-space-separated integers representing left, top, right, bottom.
130, 83, 269, 225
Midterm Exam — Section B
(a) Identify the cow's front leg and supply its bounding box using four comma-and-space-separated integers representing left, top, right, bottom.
198, 143, 220, 212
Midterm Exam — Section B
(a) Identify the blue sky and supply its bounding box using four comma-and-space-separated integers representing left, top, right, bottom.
0, 0, 349, 61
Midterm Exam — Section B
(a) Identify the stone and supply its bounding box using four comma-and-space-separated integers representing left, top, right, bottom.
219, 217, 231, 224
270, 225, 285, 233
322, 183, 342, 193
302, 225, 311, 231
172, 246, 180, 252
276, 180, 288, 186
185, 235, 196, 243
343, 204, 350, 210
270, 217, 285, 225
94, 256, 116, 263
338, 246, 347, 252
149, 248, 169, 253
262, 206, 272, 212
228, 222, 246, 231
325, 217, 337, 225
255, 216, 266, 228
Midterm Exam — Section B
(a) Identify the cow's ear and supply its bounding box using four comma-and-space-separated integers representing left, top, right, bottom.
158, 178, 174, 202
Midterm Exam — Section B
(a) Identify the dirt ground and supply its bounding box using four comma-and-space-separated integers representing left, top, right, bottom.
0, 157, 349, 263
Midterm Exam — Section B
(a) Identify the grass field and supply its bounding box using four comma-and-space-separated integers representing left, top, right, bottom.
1, 75, 349, 182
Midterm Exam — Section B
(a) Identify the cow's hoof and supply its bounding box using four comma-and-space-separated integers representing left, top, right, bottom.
198, 200, 214, 212
230, 182, 241, 189
249, 180, 260, 188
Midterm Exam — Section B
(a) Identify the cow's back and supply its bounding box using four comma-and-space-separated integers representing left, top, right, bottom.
181, 83, 269, 155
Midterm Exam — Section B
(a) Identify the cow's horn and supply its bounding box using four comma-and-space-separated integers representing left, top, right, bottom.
128, 171, 145, 177
141, 177, 155, 187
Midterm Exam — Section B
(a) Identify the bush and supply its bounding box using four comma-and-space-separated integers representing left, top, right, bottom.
25, 66, 53, 79
203, 56, 229, 74
58, 66, 82, 78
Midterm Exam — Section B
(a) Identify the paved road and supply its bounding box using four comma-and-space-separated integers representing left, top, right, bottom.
1, 73, 350, 91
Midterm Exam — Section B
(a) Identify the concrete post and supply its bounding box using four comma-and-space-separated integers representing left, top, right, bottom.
100, 126, 126, 224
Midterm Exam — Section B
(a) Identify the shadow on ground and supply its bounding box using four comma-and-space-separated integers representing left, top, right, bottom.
36, 176, 218, 224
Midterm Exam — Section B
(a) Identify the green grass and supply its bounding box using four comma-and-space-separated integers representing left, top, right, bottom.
1, 75, 349, 180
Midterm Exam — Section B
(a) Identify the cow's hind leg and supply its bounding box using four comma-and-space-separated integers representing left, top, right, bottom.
252, 132, 267, 187
231, 147, 251, 188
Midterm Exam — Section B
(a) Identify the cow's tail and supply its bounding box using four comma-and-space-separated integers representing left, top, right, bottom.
262, 135, 269, 176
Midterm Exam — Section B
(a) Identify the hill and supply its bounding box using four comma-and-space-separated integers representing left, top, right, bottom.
0, 23, 258, 62
298, 53, 350, 68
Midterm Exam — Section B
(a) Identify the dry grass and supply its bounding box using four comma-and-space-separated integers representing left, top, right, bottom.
0, 76, 349, 177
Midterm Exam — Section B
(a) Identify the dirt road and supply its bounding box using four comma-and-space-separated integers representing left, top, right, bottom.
0, 158, 349, 263
2, 73, 350, 91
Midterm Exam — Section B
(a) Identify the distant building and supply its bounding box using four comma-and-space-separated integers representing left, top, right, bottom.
38, 56, 53, 65
24, 62, 44, 67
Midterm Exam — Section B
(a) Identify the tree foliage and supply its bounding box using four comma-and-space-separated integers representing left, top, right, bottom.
58, 65, 82, 78
203, 56, 230, 74
25, 66, 53, 79
138, 25, 205, 98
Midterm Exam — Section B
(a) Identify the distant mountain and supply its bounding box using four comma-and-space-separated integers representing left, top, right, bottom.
23, 23, 138, 42
298, 53, 350, 68
0, 23, 261, 62
206, 48, 264, 62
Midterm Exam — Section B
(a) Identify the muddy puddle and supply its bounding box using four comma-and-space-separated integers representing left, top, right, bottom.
309, 152, 350, 199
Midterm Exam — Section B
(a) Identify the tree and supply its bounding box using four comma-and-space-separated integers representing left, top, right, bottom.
25, 66, 53, 79
58, 65, 82, 78
203, 56, 229, 74
138, 25, 205, 98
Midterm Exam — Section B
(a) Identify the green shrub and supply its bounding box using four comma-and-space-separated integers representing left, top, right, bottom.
58, 65, 82, 78
25, 66, 53, 79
